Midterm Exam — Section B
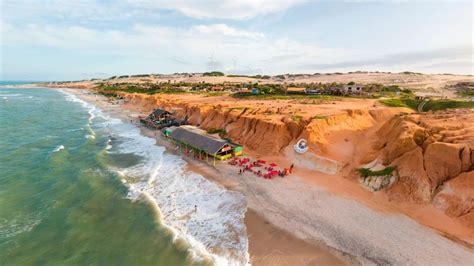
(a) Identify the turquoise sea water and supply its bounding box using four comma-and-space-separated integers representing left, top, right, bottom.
0, 87, 248, 265
0, 81, 45, 86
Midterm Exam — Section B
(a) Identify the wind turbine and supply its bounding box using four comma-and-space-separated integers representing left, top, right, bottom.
207, 49, 218, 71
208, 50, 215, 65
232, 59, 237, 74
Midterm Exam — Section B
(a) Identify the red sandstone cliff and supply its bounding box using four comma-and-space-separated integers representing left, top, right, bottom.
362, 109, 474, 227
120, 92, 474, 229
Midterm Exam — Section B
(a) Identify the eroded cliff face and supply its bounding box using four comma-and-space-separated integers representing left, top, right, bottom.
301, 109, 400, 154
120, 92, 474, 228
122, 92, 389, 156
363, 109, 474, 224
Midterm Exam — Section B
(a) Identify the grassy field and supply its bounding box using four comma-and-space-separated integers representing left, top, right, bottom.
98, 85, 230, 97
380, 98, 474, 111
379, 98, 420, 110
423, 99, 474, 111
232, 93, 340, 101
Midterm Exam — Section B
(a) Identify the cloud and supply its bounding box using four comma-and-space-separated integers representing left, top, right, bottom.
191, 24, 264, 38
2, 0, 472, 78
302, 46, 473, 72
1, 21, 327, 74
3, 0, 302, 22
7, 19, 468, 76
128, 0, 304, 20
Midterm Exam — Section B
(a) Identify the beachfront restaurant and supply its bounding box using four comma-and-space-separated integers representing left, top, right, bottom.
140, 108, 172, 128
149, 108, 172, 123
165, 126, 243, 165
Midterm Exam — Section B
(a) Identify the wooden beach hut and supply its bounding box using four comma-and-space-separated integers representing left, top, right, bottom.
140, 108, 176, 129
148, 109, 172, 123
167, 126, 242, 165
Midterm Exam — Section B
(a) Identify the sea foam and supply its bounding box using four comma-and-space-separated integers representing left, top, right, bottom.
59, 90, 250, 265
52, 145, 65, 152
0, 93, 24, 97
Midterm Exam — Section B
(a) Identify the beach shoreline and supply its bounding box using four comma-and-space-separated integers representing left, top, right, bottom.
60, 87, 350, 265
55, 87, 474, 265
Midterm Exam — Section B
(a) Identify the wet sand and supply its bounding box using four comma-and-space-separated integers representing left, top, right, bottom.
245, 210, 346, 266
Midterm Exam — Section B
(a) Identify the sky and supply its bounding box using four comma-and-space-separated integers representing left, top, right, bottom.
0, 0, 472, 81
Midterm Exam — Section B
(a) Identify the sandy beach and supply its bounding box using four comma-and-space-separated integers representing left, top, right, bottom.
61, 87, 474, 265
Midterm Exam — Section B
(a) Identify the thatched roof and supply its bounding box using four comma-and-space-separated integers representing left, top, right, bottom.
151, 109, 170, 117
170, 127, 229, 154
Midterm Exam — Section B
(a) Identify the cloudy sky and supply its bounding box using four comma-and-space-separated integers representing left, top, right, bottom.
1, 0, 472, 80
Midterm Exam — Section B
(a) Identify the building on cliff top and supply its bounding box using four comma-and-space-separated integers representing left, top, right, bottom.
342, 84, 364, 95
286, 87, 307, 94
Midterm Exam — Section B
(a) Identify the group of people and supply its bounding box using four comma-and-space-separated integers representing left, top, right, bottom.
231, 158, 294, 179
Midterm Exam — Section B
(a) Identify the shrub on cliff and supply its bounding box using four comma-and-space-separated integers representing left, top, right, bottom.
424, 100, 474, 111
380, 98, 420, 110
358, 166, 395, 178
381, 98, 474, 112
207, 128, 227, 137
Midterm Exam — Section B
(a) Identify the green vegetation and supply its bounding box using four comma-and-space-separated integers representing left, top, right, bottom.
383, 85, 401, 92
358, 166, 395, 178
227, 74, 271, 79
312, 115, 328, 120
233, 93, 338, 101
380, 98, 420, 110
459, 89, 474, 97
203, 92, 229, 97
130, 74, 152, 78
400, 71, 423, 75
257, 84, 283, 94
380, 98, 474, 112
228, 107, 245, 112
292, 115, 303, 122
99, 84, 161, 95
423, 100, 474, 111
97, 90, 119, 98
449, 82, 474, 97
207, 128, 227, 137
97, 82, 231, 96
203, 71, 225, 77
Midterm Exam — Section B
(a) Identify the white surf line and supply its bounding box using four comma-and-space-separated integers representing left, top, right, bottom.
58, 88, 250, 265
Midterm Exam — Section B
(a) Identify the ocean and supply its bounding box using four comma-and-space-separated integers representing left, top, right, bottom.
0, 86, 248, 265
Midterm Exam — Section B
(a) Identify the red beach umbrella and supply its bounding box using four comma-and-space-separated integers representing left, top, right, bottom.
269, 163, 278, 167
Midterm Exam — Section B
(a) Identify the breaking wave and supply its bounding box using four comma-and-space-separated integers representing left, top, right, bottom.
0, 214, 42, 239
0, 93, 24, 97
52, 145, 65, 152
